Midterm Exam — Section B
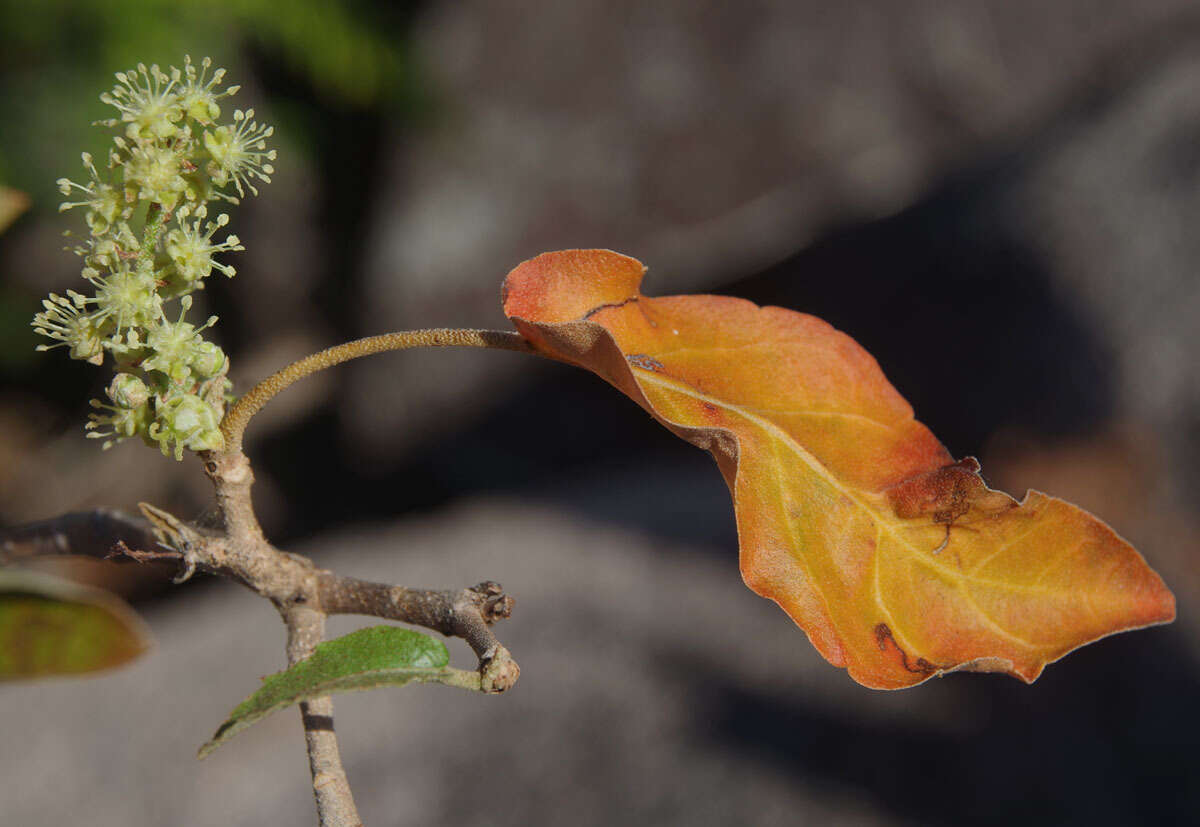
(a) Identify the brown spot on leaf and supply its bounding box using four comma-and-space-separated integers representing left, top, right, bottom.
887, 457, 980, 522
874, 623, 938, 675
886, 457, 1016, 528
583, 296, 639, 320
627, 353, 665, 372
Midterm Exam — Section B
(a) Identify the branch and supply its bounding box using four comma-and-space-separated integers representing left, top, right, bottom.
20, 328, 538, 826
317, 576, 520, 693
284, 604, 362, 827
0, 509, 164, 564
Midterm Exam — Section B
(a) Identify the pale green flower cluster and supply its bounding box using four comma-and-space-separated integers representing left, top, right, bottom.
32, 58, 275, 460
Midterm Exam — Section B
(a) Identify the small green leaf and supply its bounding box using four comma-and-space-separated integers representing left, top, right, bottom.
199, 625, 482, 758
0, 569, 151, 679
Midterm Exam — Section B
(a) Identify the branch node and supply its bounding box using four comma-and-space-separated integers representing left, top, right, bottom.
172, 552, 199, 584
479, 644, 520, 694
465, 581, 514, 624
483, 593, 515, 623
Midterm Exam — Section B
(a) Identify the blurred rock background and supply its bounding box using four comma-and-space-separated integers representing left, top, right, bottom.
1, 1, 1198, 824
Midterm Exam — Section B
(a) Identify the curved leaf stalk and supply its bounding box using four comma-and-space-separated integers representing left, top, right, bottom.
220, 328, 533, 453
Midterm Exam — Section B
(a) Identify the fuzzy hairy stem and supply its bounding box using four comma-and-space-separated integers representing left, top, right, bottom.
140, 201, 166, 258
220, 328, 533, 453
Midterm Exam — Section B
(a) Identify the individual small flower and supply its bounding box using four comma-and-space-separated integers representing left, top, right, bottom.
31, 291, 105, 364
140, 296, 218, 383
57, 153, 127, 236
85, 396, 152, 448
122, 141, 191, 210
71, 223, 139, 270
99, 63, 184, 141
147, 394, 224, 460
203, 108, 275, 200
178, 56, 239, 125
107, 373, 151, 409
164, 209, 242, 289
84, 263, 162, 334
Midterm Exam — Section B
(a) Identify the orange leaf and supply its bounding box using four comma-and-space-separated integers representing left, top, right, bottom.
502, 249, 1175, 689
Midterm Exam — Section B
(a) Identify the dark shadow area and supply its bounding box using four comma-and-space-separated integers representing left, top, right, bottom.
690, 624, 1198, 827
722, 154, 1115, 459
253, 360, 733, 546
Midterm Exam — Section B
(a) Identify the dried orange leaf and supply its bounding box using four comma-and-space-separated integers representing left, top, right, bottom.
503, 249, 1175, 689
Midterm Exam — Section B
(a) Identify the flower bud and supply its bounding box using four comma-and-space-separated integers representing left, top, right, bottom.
190, 341, 227, 378
107, 373, 151, 408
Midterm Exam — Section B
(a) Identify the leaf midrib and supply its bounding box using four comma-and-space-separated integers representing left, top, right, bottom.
635, 369, 1052, 655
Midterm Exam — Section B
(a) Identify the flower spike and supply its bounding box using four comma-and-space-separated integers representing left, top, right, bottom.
34, 56, 275, 459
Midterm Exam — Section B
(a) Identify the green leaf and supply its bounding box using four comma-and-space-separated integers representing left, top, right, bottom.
0, 569, 151, 679
199, 625, 482, 758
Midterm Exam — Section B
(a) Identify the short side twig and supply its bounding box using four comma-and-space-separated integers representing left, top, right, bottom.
317, 576, 520, 693
0, 509, 164, 564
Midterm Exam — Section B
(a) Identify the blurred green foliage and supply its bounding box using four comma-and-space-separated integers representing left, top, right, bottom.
0, 0, 425, 197
0, 0, 427, 377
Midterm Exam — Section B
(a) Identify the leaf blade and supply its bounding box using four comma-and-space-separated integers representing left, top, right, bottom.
199, 625, 481, 758
0, 569, 151, 679
503, 249, 1175, 689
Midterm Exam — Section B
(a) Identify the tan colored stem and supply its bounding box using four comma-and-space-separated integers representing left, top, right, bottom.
220, 328, 533, 453
317, 576, 520, 693
285, 605, 362, 827
0, 509, 161, 564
